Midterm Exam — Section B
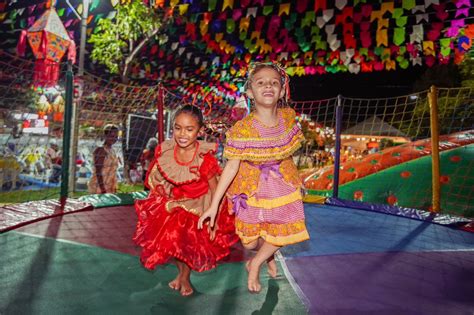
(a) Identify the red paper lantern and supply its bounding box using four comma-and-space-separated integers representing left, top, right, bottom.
17, 8, 75, 87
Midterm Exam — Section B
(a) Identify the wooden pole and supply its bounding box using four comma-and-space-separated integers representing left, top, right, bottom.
428, 86, 441, 212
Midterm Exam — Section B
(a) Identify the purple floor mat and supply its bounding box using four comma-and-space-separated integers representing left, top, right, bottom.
286, 251, 474, 315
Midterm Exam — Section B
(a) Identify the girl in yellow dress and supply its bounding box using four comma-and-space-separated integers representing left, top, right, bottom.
199, 62, 310, 293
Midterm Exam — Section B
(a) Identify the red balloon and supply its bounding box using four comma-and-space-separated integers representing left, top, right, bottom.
440, 175, 450, 184
353, 190, 364, 200
450, 156, 461, 163
387, 195, 398, 206
400, 171, 411, 178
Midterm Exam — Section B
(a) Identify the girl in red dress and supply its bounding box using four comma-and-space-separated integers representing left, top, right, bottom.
133, 105, 238, 296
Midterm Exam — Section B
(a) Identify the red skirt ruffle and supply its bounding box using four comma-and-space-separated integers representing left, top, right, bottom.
133, 195, 238, 272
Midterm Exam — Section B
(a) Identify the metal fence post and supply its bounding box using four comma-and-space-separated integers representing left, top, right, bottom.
60, 62, 74, 202
332, 95, 343, 198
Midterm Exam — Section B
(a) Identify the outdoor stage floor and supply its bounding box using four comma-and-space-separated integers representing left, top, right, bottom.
1, 202, 474, 314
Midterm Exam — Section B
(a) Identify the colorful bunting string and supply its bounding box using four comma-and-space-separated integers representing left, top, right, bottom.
1, 0, 473, 107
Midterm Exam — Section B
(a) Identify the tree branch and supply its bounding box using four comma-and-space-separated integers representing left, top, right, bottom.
129, 39, 134, 54
122, 27, 161, 80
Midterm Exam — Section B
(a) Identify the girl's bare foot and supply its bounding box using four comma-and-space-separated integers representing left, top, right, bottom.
179, 277, 194, 296
179, 263, 194, 296
170, 260, 184, 291
247, 259, 262, 293
267, 256, 278, 278
168, 277, 181, 291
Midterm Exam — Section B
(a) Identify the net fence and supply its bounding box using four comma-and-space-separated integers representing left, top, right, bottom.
0, 51, 174, 202
297, 87, 473, 217
0, 51, 472, 218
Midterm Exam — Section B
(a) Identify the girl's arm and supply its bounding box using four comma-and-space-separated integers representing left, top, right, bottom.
207, 175, 219, 240
197, 158, 240, 229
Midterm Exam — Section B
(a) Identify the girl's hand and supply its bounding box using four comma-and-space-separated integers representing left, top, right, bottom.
208, 223, 218, 241
197, 205, 218, 229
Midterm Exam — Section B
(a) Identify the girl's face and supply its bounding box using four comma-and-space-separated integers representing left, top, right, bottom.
247, 67, 285, 109
173, 112, 202, 149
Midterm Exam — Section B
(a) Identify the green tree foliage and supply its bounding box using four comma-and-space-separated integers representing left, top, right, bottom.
89, 1, 170, 83
412, 64, 461, 92
459, 58, 474, 88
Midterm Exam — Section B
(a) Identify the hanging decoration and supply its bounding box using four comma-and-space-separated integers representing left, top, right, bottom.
16, 6, 76, 87
2, 0, 473, 108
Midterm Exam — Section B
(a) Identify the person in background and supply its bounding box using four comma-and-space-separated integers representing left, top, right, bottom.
88, 124, 119, 194
140, 137, 158, 190
45, 140, 62, 183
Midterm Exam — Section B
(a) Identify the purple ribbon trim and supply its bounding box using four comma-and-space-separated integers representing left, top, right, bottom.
254, 161, 283, 181
232, 193, 248, 216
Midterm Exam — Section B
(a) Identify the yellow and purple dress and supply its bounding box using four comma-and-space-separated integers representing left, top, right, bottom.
224, 107, 310, 246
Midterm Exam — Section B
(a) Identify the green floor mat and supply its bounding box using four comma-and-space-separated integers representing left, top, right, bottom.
78, 191, 148, 208
1, 232, 307, 315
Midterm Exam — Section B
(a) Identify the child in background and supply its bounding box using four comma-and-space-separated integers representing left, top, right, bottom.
139, 137, 158, 190
198, 62, 310, 293
133, 105, 238, 296
88, 124, 119, 194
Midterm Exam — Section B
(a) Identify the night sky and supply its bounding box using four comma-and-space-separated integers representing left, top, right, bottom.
290, 65, 428, 100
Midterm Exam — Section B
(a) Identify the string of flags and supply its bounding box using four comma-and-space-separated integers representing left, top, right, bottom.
1, 0, 472, 107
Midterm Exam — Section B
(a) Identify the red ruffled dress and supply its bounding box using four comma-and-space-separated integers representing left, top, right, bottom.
133, 140, 238, 272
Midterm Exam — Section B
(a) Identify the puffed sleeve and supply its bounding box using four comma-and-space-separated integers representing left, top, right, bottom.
200, 152, 221, 180
223, 119, 249, 160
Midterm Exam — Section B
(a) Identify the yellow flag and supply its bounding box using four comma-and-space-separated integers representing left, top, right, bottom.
200, 21, 208, 36
423, 41, 435, 56
381, 2, 394, 14
378, 18, 389, 30
370, 10, 382, 22
385, 60, 396, 70
222, 0, 234, 11
178, 4, 189, 15
376, 29, 388, 47
251, 31, 260, 40
279, 3, 290, 16
239, 17, 250, 32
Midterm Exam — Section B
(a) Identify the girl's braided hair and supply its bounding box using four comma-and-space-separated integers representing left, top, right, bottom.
173, 104, 204, 127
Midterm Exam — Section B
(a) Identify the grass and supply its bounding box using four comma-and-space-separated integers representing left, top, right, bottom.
0, 183, 144, 205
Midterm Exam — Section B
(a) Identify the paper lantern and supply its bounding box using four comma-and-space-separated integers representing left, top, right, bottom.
17, 8, 75, 87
